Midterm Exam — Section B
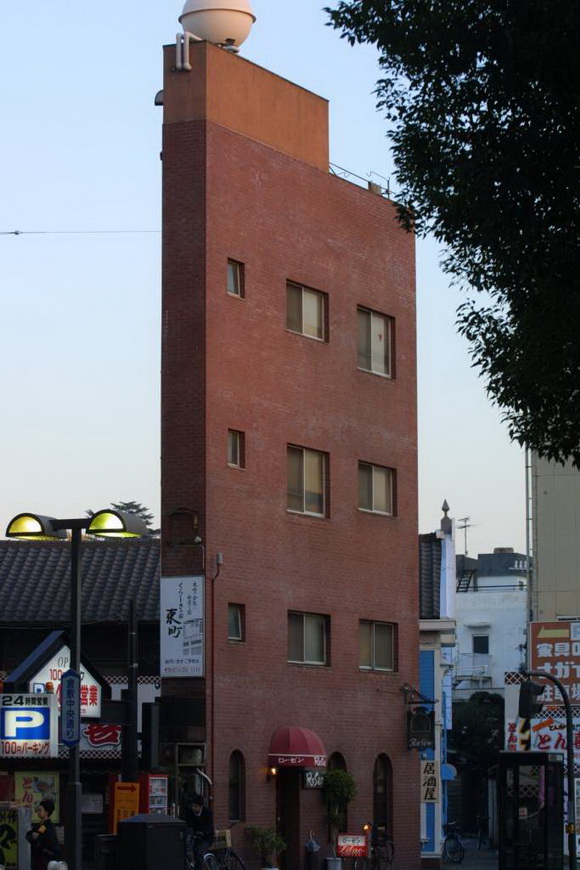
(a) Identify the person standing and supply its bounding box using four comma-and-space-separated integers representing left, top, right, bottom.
184, 793, 214, 870
26, 799, 61, 870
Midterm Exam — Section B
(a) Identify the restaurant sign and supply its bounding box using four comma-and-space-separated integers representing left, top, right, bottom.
530, 621, 580, 705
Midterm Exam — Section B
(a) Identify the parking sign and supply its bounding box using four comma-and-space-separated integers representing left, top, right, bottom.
0, 694, 58, 758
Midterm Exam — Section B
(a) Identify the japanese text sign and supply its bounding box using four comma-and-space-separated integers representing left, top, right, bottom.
530, 621, 580, 705
337, 835, 367, 857
0, 694, 58, 758
112, 781, 140, 833
61, 669, 81, 747
160, 575, 205, 677
421, 760, 439, 803
15, 772, 60, 822
28, 644, 101, 718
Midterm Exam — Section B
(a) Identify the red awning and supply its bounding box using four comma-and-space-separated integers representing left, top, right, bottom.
268, 725, 327, 768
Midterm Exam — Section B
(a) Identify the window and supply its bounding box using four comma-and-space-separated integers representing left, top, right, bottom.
287, 445, 327, 517
373, 754, 393, 830
358, 463, 395, 515
359, 620, 395, 671
228, 750, 246, 821
286, 282, 327, 341
228, 603, 245, 642
357, 307, 393, 376
473, 634, 489, 654
288, 611, 329, 665
228, 429, 245, 468
227, 259, 244, 297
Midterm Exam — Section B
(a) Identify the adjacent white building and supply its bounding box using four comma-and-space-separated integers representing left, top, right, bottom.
453, 549, 528, 699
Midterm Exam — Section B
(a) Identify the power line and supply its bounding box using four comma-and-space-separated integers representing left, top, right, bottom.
1, 229, 160, 236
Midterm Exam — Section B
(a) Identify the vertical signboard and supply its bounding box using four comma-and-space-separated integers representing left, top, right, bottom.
160, 576, 205, 677
530, 621, 580, 704
421, 760, 439, 802
112, 781, 140, 833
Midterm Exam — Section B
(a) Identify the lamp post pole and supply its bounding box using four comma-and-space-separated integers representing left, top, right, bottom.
63, 520, 86, 870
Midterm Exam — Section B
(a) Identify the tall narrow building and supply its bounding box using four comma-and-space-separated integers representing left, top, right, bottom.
160, 10, 419, 867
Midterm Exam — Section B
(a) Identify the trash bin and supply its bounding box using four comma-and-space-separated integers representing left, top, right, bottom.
94, 834, 118, 870
118, 814, 186, 870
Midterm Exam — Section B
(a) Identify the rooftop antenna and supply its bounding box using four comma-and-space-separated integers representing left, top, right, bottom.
457, 516, 472, 555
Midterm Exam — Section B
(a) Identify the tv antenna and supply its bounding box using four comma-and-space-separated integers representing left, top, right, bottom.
457, 516, 473, 555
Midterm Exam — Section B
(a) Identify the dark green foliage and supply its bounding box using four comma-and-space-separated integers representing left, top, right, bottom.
326, 0, 580, 464
451, 691, 504, 772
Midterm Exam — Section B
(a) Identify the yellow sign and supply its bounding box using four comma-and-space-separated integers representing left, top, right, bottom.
112, 781, 140, 833
14, 772, 60, 823
420, 760, 439, 803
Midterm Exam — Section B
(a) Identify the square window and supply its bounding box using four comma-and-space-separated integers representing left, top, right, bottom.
228, 603, 245, 642
359, 620, 395, 671
227, 259, 245, 298
228, 430, 245, 468
286, 282, 327, 341
473, 635, 489, 655
288, 611, 329, 665
358, 462, 395, 515
357, 307, 393, 376
287, 445, 327, 517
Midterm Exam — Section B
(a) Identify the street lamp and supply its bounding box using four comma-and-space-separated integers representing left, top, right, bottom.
5, 509, 148, 870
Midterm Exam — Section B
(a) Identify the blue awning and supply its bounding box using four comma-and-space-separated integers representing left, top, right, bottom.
441, 762, 457, 780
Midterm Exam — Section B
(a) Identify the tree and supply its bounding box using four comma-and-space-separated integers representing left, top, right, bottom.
85, 501, 158, 535
326, 0, 580, 464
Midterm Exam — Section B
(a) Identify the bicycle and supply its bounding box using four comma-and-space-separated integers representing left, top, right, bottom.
442, 821, 465, 864
204, 846, 246, 870
353, 825, 394, 869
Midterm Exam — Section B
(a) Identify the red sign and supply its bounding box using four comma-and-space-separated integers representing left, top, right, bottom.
530, 621, 580, 705
337, 834, 367, 858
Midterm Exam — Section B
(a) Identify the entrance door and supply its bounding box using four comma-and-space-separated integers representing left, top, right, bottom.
276, 768, 301, 870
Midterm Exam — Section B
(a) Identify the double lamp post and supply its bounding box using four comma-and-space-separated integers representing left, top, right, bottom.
5, 509, 149, 870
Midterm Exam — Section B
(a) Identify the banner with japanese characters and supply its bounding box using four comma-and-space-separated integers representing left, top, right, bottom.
530, 621, 580, 705
0, 694, 58, 758
160, 576, 205, 677
15, 772, 60, 822
420, 759, 439, 802
28, 644, 102, 718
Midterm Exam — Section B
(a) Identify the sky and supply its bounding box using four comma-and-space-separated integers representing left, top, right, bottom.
0, 0, 526, 557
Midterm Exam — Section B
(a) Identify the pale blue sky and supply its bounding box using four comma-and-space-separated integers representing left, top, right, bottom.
0, 1, 525, 556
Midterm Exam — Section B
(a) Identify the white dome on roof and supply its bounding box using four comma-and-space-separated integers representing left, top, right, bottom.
179, 0, 256, 47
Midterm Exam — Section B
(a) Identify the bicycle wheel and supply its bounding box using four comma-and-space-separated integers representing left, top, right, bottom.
204, 852, 221, 870
222, 849, 246, 870
443, 835, 465, 864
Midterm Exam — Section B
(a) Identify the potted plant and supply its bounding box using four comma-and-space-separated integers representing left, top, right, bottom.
323, 769, 357, 865
246, 824, 287, 869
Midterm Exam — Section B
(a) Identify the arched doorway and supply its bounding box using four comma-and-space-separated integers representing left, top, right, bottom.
373, 753, 393, 831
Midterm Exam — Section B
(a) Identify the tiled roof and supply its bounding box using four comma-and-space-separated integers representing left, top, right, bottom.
0, 538, 160, 624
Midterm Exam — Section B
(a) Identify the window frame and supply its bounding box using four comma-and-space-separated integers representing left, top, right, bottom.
359, 620, 396, 672
227, 259, 245, 298
287, 445, 328, 518
358, 462, 395, 516
287, 610, 330, 666
228, 603, 245, 643
357, 306, 394, 377
227, 429, 245, 469
472, 634, 489, 655
228, 750, 246, 822
286, 281, 328, 342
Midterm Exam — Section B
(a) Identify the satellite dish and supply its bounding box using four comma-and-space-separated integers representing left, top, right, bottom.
179, 0, 256, 48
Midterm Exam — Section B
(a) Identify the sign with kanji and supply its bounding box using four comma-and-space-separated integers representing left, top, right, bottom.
0, 694, 58, 758
337, 834, 367, 858
111, 781, 140, 833
28, 644, 102, 717
160, 576, 205, 677
61, 669, 81, 747
15, 772, 60, 822
420, 759, 439, 802
530, 716, 580, 762
530, 621, 580, 705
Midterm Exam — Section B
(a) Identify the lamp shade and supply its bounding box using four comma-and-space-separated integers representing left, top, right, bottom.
86, 509, 149, 538
5, 513, 67, 540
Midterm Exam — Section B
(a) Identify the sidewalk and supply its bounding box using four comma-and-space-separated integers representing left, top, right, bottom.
460, 844, 498, 868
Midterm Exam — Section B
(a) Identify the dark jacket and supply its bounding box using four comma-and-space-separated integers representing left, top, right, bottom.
184, 805, 214, 843
26, 818, 60, 870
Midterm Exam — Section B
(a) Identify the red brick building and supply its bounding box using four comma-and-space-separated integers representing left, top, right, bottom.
160, 38, 419, 869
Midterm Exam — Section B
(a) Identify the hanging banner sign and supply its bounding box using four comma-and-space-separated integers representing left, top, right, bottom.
28, 644, 102, 718
421, 760, 440, 803
0, 694, 58, 758
160, 576, 205, 677
61, 669, 81, 747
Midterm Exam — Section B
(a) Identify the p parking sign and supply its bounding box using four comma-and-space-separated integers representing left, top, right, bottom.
0, 694, 58, 758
